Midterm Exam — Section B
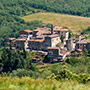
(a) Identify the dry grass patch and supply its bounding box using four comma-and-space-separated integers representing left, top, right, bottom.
22, 12, 90, 33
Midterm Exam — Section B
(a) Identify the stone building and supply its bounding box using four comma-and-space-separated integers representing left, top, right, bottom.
28, 34, 60, 51
75, 40, 88, 51
19, 30, 32, 35
28, 39, 44, 51
14, 38, 27, 48
75, 33, 85, 43
28, 25, 61, 51
54, 26, 69, 40
44, 34, 60, 50
6, 38, 16, 47
7, 25, 70, 54
47, 47, 60, 60
7, 38, 16, 43
32, 27, 51, 38
66, 38, 73, 51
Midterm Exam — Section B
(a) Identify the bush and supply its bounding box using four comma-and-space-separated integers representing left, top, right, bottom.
10, 69, 39, 78
49, 65, 90, 84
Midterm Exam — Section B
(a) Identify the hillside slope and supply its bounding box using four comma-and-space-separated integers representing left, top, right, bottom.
0, 77, 90, 90
22, 12, 90, 33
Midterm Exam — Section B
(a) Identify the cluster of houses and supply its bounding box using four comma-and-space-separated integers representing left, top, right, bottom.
7, 24, 90, 62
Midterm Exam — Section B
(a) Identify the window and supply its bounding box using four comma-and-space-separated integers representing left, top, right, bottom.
49, 51, 53, 55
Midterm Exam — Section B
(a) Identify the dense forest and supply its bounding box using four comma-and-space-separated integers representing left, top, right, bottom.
23, 0, 90, 17
0, 0, 90, 17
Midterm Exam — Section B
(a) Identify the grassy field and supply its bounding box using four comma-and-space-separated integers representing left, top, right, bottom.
0, 77, 90, 90
22, 12, 90, 33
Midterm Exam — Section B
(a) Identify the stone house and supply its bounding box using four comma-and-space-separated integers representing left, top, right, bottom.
54, 26, 69, 40
66, 38, 73, 51
19, 30, 32, 35
75, 33, 85, 42
28, 39, 44, 51
75, 40, 89, 51
44, 34, 60, 50
7, 38, 16, 45
14, 38, 27, 48
28, 34, 61, 51
6, 38, 16, 46
33, 27, 51, 38
47, 47, 60, 60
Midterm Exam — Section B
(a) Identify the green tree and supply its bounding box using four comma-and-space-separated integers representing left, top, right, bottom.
0, 48, 35, 73
60, 35, 64, 43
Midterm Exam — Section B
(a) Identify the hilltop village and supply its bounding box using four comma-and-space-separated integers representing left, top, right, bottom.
7, 25, 90, 62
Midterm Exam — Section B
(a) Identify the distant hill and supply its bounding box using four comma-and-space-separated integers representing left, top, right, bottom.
22, 12, 90, 33
0, 0, 90, 17
31, 0, 90, 17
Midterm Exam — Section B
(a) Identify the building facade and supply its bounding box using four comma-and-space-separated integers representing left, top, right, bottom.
47, 47, 60, 60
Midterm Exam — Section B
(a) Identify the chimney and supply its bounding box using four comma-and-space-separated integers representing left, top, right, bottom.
51, 24, 53, 35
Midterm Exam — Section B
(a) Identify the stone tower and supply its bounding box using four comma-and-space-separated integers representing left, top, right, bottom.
66, 38, 73, 51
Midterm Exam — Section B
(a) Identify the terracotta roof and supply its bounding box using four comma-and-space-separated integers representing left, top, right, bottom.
24, 30, 32, 33
15, 38, 26, 41
8, 38, 16, 41
48, 47, 60, 49
34, 28, 50, 32
28, 39, 44, 42
61, 51, 68, 54
20, 34, 28, 36
33, 28, 42, 32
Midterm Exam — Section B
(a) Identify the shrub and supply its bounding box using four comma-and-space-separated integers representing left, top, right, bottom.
10, 69, 39, 78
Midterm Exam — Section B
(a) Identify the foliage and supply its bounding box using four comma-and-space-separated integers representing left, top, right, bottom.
49, 65, 90, 84
0, 77, 90, 90
66, 56, 90, 74
60, 35, 64, 43
10, 69, 39, 78
10, 0, 90, 17
0, 47, 36, 73
68, 30, 72, 39
56, 42, 63, 47
81, 27, 90, 35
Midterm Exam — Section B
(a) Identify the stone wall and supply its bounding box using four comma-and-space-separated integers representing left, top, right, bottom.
28, 41, 44, 51
66, 38, 73, 51
51, 37, 60, 47
48, 48, 60, 60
